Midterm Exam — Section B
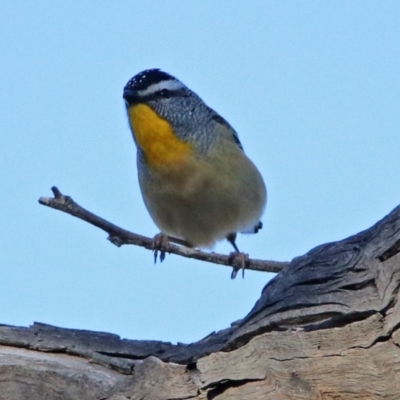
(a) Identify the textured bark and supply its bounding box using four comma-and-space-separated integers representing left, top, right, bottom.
1, 205, 400, 399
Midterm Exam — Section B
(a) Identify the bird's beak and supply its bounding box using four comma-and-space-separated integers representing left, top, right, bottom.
123, 88, 140, 107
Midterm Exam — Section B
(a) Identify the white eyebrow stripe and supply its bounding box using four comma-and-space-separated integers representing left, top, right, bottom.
137, 79, 184, 96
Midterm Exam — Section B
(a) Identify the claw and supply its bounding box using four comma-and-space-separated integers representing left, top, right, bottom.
226, 232, 250, 278
229, 251, 249, 279
151, 233, 170, 263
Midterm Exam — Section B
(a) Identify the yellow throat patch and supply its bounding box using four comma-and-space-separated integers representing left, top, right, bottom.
128, 104, 192, 167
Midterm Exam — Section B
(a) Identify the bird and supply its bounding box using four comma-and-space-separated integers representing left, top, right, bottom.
123, 69, 267, 277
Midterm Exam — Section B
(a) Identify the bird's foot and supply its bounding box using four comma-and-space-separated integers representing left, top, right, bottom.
229, 251, 250, 279
152, 232, 170, 263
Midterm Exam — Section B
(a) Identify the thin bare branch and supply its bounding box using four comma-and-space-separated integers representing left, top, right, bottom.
38, 187, 288, 274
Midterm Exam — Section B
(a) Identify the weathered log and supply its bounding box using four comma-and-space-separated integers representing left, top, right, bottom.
1, 204, 399, 399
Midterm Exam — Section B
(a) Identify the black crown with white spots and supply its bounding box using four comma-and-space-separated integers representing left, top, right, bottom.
124, 69, 175, 91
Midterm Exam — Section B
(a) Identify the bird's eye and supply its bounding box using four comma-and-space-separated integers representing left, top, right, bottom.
159, 89, 171, 98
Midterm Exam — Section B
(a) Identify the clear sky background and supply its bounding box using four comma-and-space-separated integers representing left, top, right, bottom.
1, 2, 399, 344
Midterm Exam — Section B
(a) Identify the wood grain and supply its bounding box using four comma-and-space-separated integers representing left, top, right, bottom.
1, 204, 400, 399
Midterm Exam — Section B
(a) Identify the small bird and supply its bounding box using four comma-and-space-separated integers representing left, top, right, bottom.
123, 69, 267, 277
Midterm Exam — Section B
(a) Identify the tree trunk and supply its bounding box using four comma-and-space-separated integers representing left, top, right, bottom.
1, 205, 400, 400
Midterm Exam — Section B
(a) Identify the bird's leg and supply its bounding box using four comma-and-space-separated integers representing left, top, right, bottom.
152, 233, 192, 263
226, 233, 249, 279
226, 232, 240, 252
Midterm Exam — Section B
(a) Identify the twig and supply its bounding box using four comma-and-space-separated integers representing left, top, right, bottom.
38, 187, 289, 274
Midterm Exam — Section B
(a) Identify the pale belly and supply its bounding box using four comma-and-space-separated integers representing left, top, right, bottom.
138, 149, 266, 248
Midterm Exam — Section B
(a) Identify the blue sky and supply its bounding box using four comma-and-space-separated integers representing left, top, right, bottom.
1, 1, 399, 343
